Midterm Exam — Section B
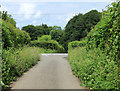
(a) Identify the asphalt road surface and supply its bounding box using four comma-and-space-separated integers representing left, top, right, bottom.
11, 54, 88, 90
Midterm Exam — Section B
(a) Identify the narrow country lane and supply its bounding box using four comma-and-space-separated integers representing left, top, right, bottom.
11, 54, 88, 90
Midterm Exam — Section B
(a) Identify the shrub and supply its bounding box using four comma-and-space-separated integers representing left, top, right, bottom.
2, 46, 58, 87
68, 1, 120, 90
86, 1, 120, 63
30, 40, 65, 53
68, 40, 86, 49
37, 35, 51, 41
30, 35, 65, 53
2, 20, 31, 49
2, 47, 40, 86
68, 47, 119, 89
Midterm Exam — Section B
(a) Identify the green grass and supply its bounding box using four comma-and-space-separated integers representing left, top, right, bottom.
68, 47, 119, 90
2, 46, 57, 87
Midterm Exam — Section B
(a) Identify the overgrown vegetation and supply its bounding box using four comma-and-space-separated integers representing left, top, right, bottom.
68, 1, 120, 90
2, 46, 57, 87
1, 0, 119, 89
69, 47, 119, 89
2, 47, 40, 86
2, 20, 31, 49
30, 35, 65, 53
63, 10, 101, 51
21, 10, 101, 52
1, 11, 60, 88
22, 24, 55, 41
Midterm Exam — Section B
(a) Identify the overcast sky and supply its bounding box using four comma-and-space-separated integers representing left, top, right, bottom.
0, 0, 113, 29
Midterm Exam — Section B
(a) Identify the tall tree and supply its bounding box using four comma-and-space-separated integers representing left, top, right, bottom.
22, 25, 36, 40
50, 26, 63, 43
63, 10, 102, 51
22, 24, 53, 40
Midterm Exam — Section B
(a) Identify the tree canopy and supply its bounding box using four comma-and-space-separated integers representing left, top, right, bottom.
63, 10, 102, 51
22, 24, 53, 40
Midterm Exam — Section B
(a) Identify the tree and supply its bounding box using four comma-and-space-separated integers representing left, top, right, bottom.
22, 24, 53, 41
22, 25, 36, 40
2, 11, 7, 20
50, 26, 63, 43
63, 10, 102, 51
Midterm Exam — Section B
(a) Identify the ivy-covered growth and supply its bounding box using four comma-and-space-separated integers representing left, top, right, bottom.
68, 40, 86, 49
68, 1, 120, 90
2, 11, 16, 27
87, 1, 120, 63
2, 20, 31, 49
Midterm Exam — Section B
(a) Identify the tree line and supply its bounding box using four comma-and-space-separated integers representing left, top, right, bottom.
21, 10, 102, 52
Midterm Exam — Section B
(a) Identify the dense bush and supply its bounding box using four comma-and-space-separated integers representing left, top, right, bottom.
86, 2, 120, 64
2, 47, 40, 86
30, 35, 65, 53
2, 20, 31, 49
68, 1, 120, 90
22, 24, 53, 40
63, 10, 101, 51
68, 47, 118, 89
50, 27, 64, 43
37, 35, 51, 41
2, 11, 16, 27
1, 11, 61, 88
2, 46, 57, 87
30, 40, 65, 53
68, 40, 86, 49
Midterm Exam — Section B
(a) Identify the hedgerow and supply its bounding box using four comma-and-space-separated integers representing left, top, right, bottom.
2, 46, 57, 88
2, 20, 31, 49
30, 35, 65, 53
2, 47, 40, 87
68, 1, 120, 90
86, 2, 120, 63
68, 47, 119, 90
1, 13, 58, 88
68, 40, 86, 49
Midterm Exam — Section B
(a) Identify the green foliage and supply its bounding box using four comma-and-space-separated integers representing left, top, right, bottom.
68, 40, 86, 49
22, 24, 53, 40
1, 11, 64, 88
86, 1, 120, 63
2, 11, 16, 27
2, 20, 31, 49
22, 25, 37, 40
38, 35, 51, 41
68, 1, 120, 90
2, 47, 40, 86
2, 11, 7, 20
2, 46, 57, 87
50, 27, 64, 43
68, 47, 119, 89
22, 24, 66, 51
30, 35, 65, 53
63, 10, 101, 51
30, 41, 65, 53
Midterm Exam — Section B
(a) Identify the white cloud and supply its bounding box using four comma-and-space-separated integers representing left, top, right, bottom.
16, 24, 19, 27
32, 20, 37, 24
34, 11, 41, 18
18, 3, 35, 20
1, 0, 114, 2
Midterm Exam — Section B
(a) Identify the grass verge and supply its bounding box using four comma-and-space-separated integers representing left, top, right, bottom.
68, 47, 119, 90
2, 46, 57, 87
